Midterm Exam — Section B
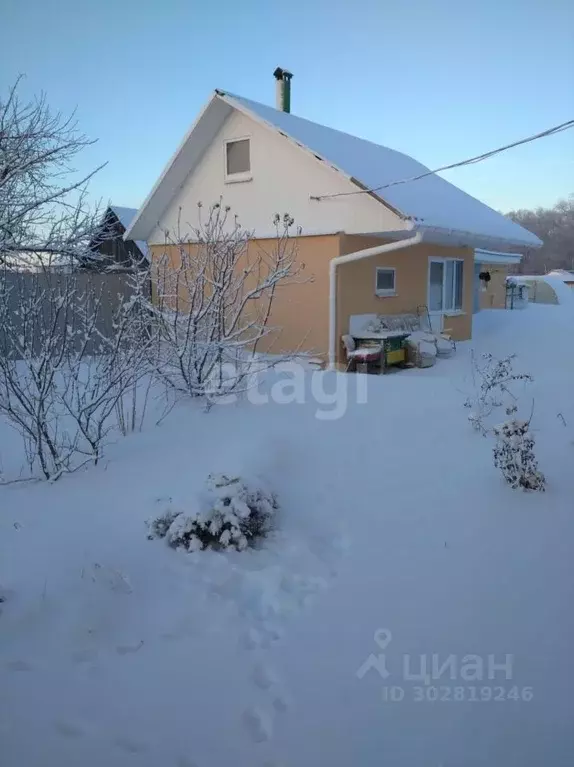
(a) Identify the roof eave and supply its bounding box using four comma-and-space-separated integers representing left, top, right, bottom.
413, 223, 542, 252
474, 249, 523, 265
124, 92, 230, 241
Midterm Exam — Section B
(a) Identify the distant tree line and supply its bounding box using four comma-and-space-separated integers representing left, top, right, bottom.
507, 196, 574, 274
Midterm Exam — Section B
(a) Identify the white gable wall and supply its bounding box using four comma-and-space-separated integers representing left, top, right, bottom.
149, 109, 407, 244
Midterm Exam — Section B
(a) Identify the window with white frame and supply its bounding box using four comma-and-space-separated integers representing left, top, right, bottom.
375, 267, 396, 296
225, 138, 251, 181
429, 259, 464, 312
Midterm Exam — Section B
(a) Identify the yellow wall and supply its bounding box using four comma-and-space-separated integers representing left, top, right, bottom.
150, 233, 475, 364
149, 234, 339, 359
336, 236, 474, 360
479, 264, 508, 309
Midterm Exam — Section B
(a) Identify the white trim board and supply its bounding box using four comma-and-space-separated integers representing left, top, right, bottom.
474, 249, 522, 265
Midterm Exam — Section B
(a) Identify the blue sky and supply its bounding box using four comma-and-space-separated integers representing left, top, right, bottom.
2, 0, 573, 214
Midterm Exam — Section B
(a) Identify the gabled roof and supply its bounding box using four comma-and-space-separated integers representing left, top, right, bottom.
108, 206, 148, 259
125, 91, 542, 250
110, 205, 138, 231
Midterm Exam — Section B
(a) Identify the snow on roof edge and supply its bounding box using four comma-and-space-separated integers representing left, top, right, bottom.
108, 205, 149, 259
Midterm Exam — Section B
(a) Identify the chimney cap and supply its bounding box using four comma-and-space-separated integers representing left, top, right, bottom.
273, 67, 293, 80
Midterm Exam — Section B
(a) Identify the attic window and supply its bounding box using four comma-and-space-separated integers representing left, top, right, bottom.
225, 138, 251, 182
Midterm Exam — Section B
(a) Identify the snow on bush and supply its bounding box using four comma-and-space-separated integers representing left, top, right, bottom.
146, 205, 304, 402
148, 474, 278, 552
493, 419, 546, 492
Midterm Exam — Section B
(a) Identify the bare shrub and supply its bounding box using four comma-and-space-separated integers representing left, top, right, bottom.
493, 419, 546, 491
465, 353, 533, 436
0, 269, 152, 479
56, 273, 152, 463
146, 203, 305, 401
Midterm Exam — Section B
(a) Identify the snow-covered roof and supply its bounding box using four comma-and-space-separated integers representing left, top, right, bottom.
474, 249, 523, 265
110, 205, 138, 230
511, 274, 574, 305
109, 206, 148, 259
125, 91, 542, 250
547, 269, 574, 283
222, 93, 541, 249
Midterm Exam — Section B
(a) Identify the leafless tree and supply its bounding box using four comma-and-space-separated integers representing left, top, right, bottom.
0, 79, 157, 481
147, 202, 307, 400
0, 76, 107, 269
508, 196, 574, 275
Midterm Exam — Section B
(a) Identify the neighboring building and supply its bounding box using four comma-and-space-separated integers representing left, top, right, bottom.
86, 206, 148, 270
125, 70, 542, 364
546, 269, 574, 289
474, 250, 523, 311
510, 274, 573, 306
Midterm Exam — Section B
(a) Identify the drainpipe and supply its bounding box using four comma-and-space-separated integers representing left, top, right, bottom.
328, 232, 423, 369
273, 67, 293, 113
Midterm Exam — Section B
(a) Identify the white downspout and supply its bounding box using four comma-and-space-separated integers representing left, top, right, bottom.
328, 232, 423, 369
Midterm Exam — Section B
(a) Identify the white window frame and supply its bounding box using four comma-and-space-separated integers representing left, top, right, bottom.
224, 136, 252, 183
375, 267, 396, 297
428, 258, 465, 314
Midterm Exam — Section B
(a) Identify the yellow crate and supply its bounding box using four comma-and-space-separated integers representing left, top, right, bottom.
386, 348, 406, 365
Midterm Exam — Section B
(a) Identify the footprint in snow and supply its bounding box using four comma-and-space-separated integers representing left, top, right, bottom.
114, 736, 149, 754
116, 640, 144, 656
272, 693, 290, 714
260, 624, 284, 647
252, 662, 279, 691
242, 626, 264, 650
242, 625, 283, 651
71, 648, 98, 664
242, 707, 273, 743
53, 721, 85, 739
176, 758, 200, 767
5, 660, 33, 672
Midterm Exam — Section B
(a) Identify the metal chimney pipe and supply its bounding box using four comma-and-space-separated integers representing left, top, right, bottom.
275, 75, 285, 112
273, 67, 293, 113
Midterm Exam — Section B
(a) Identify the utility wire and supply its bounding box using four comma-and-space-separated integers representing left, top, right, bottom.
310, 119, 574, 201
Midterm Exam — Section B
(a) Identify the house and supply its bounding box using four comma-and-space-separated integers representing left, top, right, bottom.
86, 206, 149, 270
125, 69, 542, 364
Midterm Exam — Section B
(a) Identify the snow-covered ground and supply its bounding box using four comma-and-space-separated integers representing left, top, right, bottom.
2, 304, 574, 767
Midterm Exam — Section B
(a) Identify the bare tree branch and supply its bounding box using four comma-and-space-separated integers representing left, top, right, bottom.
146, 203, 308, 400
0, 77, 107, 269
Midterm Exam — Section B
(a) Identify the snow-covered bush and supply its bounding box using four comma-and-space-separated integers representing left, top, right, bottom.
0, 270, 151, 479
147, 507, 181, 540
465, 353, 533, 435
493, 419, 546, 492
148, 474, 278, 552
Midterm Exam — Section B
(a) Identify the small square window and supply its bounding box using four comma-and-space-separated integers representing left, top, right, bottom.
225, 138, 251, 180
375, 267, 396, 295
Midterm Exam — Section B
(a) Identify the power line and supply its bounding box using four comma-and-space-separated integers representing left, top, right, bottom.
310, 119, 574, 201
